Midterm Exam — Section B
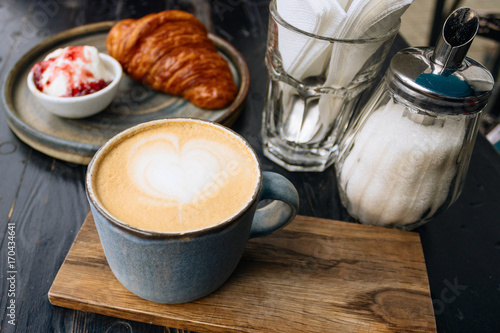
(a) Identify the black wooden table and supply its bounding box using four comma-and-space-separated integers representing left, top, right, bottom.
1, 1, 499, 332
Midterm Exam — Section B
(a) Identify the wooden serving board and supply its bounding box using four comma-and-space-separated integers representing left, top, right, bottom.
49, 214, 436, 332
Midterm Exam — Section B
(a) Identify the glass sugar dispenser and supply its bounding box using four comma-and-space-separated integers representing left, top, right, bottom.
335, 7, 495, 230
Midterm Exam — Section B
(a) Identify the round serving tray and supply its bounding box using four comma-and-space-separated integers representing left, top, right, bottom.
2, 21, 250, 164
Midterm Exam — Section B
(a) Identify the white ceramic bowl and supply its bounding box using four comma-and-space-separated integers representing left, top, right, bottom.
27, 53, 122, 119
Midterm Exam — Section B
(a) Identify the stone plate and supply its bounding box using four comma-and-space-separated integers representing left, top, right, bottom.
2, 21, 250, 164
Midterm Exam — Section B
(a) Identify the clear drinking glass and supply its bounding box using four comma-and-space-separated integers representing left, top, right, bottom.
262, 0, 400, 172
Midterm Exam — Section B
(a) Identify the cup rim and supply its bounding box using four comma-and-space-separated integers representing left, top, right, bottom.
27, 53, 123, 103
86, 117, 263, 239
269, 0, 401, 44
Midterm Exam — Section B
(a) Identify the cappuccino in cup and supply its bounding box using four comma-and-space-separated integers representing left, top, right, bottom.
86, 118, 299, 303
91, 118, 259, 232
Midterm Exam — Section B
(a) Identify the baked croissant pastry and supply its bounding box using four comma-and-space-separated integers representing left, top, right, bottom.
106, 10, 238, 109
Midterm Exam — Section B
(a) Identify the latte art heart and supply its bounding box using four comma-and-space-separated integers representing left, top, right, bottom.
129, 134, 229, 205
92, 119, 259, 233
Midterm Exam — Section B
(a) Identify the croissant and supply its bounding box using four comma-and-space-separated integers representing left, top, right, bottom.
106, 10, 238, 109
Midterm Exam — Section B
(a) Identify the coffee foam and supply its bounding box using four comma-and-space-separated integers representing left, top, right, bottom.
92, 120, 259, 233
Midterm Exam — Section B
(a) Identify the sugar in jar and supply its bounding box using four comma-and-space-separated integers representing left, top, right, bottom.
335, 8, 494, 229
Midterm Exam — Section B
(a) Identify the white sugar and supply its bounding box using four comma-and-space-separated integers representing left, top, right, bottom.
339, 99, 466, 227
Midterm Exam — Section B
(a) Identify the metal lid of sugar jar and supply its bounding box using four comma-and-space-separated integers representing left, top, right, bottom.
385, 7, 494, 115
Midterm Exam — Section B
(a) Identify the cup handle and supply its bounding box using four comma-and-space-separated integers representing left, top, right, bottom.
249, 171, 299, 238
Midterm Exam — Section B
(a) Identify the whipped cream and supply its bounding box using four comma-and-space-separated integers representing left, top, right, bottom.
31, 45, 113, 97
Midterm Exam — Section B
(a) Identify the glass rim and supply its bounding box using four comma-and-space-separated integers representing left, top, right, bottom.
269, 0, 401, 44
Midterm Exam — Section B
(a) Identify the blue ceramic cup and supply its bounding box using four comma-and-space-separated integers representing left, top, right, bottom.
86, 118, 299, 304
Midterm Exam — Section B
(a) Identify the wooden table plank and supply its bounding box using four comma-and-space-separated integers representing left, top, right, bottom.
49, 214, 436, 333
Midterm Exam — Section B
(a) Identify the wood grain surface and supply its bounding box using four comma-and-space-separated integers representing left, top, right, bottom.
49, 213, 436, 333
2, 1, 500, 333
